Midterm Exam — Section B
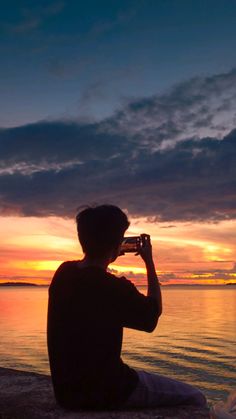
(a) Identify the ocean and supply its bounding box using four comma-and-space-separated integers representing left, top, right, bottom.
0, 285, 235, 403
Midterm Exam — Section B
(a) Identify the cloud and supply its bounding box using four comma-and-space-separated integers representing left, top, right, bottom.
180, 264, 236, 284
108, 265, 236, 285
0, 69, 236, 222
102, 68, 236, 149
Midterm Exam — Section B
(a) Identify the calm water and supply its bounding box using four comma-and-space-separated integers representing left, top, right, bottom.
0, 285, 235, 402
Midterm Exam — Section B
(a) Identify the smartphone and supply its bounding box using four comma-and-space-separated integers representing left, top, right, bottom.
120, 236, 142, 253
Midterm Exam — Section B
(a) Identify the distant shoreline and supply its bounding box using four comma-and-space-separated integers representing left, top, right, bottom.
0, 282, 47, 287
0, 281, 235, 287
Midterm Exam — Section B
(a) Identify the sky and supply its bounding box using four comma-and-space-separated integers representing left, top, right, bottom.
0, 0, 236, 285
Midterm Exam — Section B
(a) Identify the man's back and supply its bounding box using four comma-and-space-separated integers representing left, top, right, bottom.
47, 261, 158, 409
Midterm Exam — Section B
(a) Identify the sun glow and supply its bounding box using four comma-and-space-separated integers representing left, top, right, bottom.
204, 244, 232, 261
13, 260, 63, 272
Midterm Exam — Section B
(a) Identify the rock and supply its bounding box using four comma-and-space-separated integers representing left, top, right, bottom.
0, 367, 210, 418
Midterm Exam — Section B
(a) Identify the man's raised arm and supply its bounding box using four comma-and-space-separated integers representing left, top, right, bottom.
139, 234, 162, 318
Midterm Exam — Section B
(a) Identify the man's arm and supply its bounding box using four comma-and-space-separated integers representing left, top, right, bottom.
116, 234, 162, 333
139, 234, 162, 317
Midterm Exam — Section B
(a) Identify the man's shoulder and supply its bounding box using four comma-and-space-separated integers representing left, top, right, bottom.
54, 260, 77, 278
107, 271, 137, 293
57, 260, 77, 270
49, 261, 77, 289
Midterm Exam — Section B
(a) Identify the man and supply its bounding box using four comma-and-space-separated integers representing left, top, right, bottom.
47, 205, 206, 410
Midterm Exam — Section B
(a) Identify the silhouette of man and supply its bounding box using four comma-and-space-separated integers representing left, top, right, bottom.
47, 205, 206, 410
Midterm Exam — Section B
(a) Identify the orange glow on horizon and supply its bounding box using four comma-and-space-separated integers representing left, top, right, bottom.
0, 215, 235, 286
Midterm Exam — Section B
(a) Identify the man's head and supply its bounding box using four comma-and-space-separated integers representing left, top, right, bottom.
76, 205, 130, 260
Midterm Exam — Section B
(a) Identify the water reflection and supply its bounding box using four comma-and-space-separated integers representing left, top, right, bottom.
0, 286, 235, 402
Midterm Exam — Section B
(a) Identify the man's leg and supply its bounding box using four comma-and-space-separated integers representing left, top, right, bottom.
124, 370, 207, 408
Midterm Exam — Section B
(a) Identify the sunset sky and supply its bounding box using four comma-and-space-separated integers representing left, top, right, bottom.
0, 0, 236, 285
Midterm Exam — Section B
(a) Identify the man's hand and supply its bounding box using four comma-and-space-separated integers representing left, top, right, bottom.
136, 234, 153, 265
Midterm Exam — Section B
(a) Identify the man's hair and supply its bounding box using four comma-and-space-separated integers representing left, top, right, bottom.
76, 205, 130, 257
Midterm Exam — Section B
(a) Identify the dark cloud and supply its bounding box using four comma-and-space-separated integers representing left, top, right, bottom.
0, 121, 127, 168
0, 69, 236, 222
0, 121, 236, 221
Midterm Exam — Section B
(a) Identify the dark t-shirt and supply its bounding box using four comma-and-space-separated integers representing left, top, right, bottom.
47, 261, 159, 409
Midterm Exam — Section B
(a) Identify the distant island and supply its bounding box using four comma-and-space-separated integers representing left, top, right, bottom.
0, 282, 38, 287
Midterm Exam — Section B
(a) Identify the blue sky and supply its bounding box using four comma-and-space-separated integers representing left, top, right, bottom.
1, 0, 236, 127
0, 0, 236, 224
